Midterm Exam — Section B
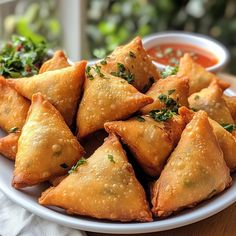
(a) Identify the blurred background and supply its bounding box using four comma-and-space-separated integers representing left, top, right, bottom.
0, 0, 236, 74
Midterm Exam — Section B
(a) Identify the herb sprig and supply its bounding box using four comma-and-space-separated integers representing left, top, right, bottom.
68, 157, 87, 174
111, 63, 135, 83
0, 35, 49, 78
221, 123, 236, 133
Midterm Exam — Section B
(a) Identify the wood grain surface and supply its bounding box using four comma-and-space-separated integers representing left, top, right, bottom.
88, 73, 236, 236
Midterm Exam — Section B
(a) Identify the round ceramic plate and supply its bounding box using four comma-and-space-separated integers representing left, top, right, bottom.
0, 88, 236, 234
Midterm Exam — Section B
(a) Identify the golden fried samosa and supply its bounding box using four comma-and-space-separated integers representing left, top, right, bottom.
140, 75, 189, 114
188, 81, 234, 124
39, 50, 70, 73
76, 66, 153, 138
177, 54, 229, 94
151, 111, 231, 217
12, 93, 84, 189
39, 134, 152, 222
179, 106, 236, 171
223, 95, 236, 122
8, 61, 86, 126
105, 114, 186, 176
99, 36, 160, 91
0, 76, 30, 132
0, 132, 20, 161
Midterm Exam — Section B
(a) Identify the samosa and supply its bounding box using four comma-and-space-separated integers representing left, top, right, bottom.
179, 106, 236, 171
8, 61, 86, 126
12, 93, 84, 189
39, 134, 152, 222
140, 75, 189, 114
188, 81, 234, 124
223, 95, 236, 122
76, 65, 153, 138
39, 50, 70, 73
0, 76, 30, 132
152, 111, 231, 217
99, 36, 160, 91
177, 53, 229, 94
105, 114, 186, 176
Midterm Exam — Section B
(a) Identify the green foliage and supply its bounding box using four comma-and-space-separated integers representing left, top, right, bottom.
86, 0, 236, 74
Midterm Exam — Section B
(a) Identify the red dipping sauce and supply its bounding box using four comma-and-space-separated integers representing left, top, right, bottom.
147, 43, 218, 68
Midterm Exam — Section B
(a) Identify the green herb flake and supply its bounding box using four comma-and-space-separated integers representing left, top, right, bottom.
149, 109, 176, 122
168, 89, 176, 95
100, 59, 107, 65
136, 116, 145, 122
108, 154, 115, 163
221, 123, 236, 133
9, 127, 19, 133
85, 66, 94, 80
164, 47, 173, 55
110, 63, 135, 84
60, 163, 69, 169
161, 66, 178, 79
156, 52, 164, 58
129, 51, 136, 58
194, 95, 200, 100
68, 157, 87, 174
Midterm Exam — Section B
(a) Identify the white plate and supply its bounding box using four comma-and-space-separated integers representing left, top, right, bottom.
0, 89, 236, 234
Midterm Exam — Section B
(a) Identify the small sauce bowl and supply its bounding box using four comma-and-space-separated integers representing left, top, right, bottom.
143, 31, 230, 73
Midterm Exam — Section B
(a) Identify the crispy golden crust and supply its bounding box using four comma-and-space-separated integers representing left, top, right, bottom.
76, 68, 153, 138
39, 50, 70, 73
151, 111, 231, 217
140, 75, 189, 114
0, 76, 30, 132
8, 61, 86, 126
0, 132, 20, 161
99, 36, 160, 91
188, 81, 234, 124
12, 93, 84, 189
39, 134, 152, 222
223, 95, 236, 121
179, 106, 236, 171
104, 115, 186, 177
178, 53, 229, 94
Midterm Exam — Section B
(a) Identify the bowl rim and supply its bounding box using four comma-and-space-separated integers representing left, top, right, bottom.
142, 31, 230, 72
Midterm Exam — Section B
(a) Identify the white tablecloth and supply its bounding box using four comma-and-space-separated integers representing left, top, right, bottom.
0, 190, 87, 236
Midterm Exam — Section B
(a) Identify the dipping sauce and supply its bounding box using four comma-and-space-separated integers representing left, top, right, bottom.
147, 43, 218, 68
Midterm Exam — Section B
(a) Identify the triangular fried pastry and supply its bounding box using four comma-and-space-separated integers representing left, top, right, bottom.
39, 50, 70, 74
76, 67, 153, 138
140, 75, 189, 114
99, 36, 160, 91
8, 61, 86, 126
151, 111, 231, 217
105, 115, 186, 177
179, 106, 236, 171
0, 132, 20, 161
177, 54, 229, 94
39, 134, 152, 222
0, 76, 30, 132
188, 81, 234, 124
223, 95, 236, 122
12, 93, 84, 189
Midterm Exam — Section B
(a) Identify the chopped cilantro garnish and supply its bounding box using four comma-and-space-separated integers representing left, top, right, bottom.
100, 59, 107, 65
110, 63, 135, 83
85, 66, 94, 80
158, 92, 179, 113
161, 66, 178, 79
194, 95, 200, 100
149, 109, 176, 122
108, 154, 115, 163
129, 51, 136, 58
136, 116, 145, 122
0, 35, 49, 78
164, 47, 173, 55
94, 64, 104, 78
60, 163, 69, 169
168, 89, 176, 95
221, 123, 236, 133
68, 157, 87, 174
9, 127, 19, 133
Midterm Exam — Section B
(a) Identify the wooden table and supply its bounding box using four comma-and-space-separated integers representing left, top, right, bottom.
88, 73, 236, 236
